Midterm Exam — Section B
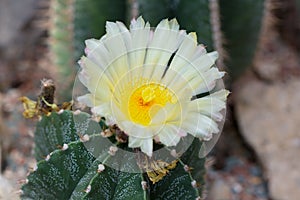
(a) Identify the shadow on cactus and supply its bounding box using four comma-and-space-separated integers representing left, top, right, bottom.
21, 17, 228, 199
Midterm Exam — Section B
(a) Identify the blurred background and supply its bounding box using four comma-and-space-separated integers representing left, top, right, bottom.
0, 0, 300, 199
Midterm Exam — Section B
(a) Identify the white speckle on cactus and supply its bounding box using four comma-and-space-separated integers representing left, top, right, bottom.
45, 154, 51, 161
170, 149, 178, 158
141, 181, 148, 190
108, 146, 118, 156
58, 109, 64, 114
184, 165, 192, 172
100, 131, 106, 137
62, 143, 69, 151
73, 110, 81, 115
97, 164, 105, 173
80, 134, 90, 142
85, 185, 91, 193
191, 180, 199, 188
195, 197, 202, 200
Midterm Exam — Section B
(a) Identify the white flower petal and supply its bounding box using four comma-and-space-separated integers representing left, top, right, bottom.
91, 103, 111, 117
157, 125, 182, 146
163, 52, 219, 95
189, 67, 225, 95
85, 39, 101, 56
77, 93, 102, 107
140, 138, 153, 157
169, 32, 198, 71
189, 89, 229, 121
78, 57, 113, 102
130, 17, 150, 69
143, 19, 183, 80
182, 113, 219, 139
77, 17, 228, 156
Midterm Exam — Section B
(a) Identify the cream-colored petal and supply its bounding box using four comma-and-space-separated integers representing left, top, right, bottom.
182, 113, 219, 139
121, 121, 152, 139
85, 39, 101, 55
140, 138, 153, 157
78, 57, 113, 102
124, 121, 153, 156
130, 17, 150, 70
168, 32, 198, 71
162, 52, 219, 95
143, 19, 184, 80
157, 125, 181, 146
91, 103, 112, 119
77, 93, 102, 107
189, 67, 225, 95
189, 89, 229, 121
103, 22, 130, 81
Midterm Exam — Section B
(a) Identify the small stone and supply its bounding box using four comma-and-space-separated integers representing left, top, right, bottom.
207, 180, 232, 200
231, 182, 243, 194
249, 166, 262, 177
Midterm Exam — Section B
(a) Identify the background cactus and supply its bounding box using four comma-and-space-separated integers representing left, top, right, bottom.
21, 0, 268, 199
48, 0, 126, 101
48, 0, 267, 92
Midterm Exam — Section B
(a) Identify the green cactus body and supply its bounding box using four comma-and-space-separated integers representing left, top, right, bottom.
49, 0, 126, 101
219, 0, 265, 79
137, 0, 265, 79
24, 0, 267, 198
21, 111, 206, 199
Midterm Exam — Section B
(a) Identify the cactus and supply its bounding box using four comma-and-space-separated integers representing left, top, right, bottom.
137, 0, 266, 78
21, 111, 206, 199
22, 0, 269, 198
48, 0, 125, 101
47, 0, 267, 94
219, 0, 266, 79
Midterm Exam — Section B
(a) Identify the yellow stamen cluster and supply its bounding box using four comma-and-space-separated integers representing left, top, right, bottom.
128, 83, 175, 126
141, 157, 178, 184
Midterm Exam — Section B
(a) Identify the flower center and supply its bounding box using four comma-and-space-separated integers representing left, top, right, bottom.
128, 83, 175, 126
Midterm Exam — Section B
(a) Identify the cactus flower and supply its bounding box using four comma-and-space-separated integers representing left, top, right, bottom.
77, 17, 228, 156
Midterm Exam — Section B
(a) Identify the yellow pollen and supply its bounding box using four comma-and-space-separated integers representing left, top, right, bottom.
128, 83, 175, 126
142, 87, 156, 103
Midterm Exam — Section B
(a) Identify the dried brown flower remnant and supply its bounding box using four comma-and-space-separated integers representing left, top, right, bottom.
20, 79, 72, 118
